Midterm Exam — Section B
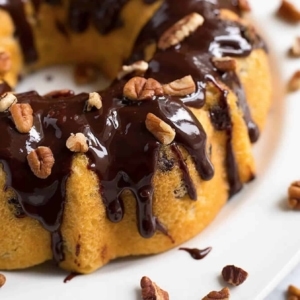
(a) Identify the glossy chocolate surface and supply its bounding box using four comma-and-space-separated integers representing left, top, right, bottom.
0, 0, 266, 262
179, 247, 212, 260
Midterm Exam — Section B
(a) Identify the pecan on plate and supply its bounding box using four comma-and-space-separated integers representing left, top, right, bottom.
221, 265, 248, 286
140, 276, 169, 300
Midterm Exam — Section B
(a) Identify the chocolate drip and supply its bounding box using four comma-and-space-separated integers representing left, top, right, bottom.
63, 272, 79, 283
221, 72, 259, 143
87, 84, 213, 238
179, 247, 212, 260
207, 76, 242, 196
0, 81, 12, 95
171, 144, 196, 200
0, 1, 37, 63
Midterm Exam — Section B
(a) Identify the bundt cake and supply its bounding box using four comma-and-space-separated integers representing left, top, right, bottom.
0, 0, 272, 274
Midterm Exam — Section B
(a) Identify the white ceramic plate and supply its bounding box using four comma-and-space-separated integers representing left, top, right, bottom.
2, 1, 300, 299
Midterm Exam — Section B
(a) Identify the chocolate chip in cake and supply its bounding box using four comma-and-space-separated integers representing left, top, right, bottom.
158, 152, 175, 172
8, 197, 26, 218
173, 180, 188, 198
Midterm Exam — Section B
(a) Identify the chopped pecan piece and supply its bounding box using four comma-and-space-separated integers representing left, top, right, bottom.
140, 276, 169, 300
0, 92, 17, 112
10, 103, 33, 133
163, 75, 196, 96
117, 60, 149, 80
289, 37, 300, 57
0, 49, 11, 76
212, 57, 237, 72
288, 285, 300, 299
146, 113, 175, 145
288, 181, 300, 209
158, 13, 204, 50
202, 287, 230, 300
123, 77, 163, 100
66, 133, 89, 153
74, 63, 98, 85
27, 147, 55, 179
86, 92, 102, 111
288, 70, 300, 92
277, 0, 300, 23
237, 0, 251, 12
222, 265, 248, 286
0, 273, 6, 288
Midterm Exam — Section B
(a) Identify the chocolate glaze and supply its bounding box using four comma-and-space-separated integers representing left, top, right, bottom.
0, 0, 267, 261
179, 247, 212, 260
221, 71, 259, 143
207, 75, 242, 196
0, 82, 213, 259
0, 81, 12, 95
63, 272, 79, 283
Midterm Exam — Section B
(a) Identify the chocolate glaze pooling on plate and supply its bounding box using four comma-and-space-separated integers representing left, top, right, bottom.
0, 0, 266, 262
179, 247, 212, 260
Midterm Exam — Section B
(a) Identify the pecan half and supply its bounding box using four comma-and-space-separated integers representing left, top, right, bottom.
222, 265, 248, 286
27, 147, 55, 179
10, 103, 33, 133
0, 92, 17, 112
212, 57, 237, 72
238, 0, 251, 12
289, 37, 300, 57
158, 13, 204, 50
145, 113, 175, 145
277, 0, 300, 23
288, 285, 300, 299
0, 50, 11, 76
202, 287, 230, 300
117, 60, 149, 80
123, 77, 163, 100
86, 92, 102, 111
288, 70, 300, 92
163, 75, 196, 96
140, 276, 169, 300
66, 133, 89, 153
288, 181, 300, 209
0, 274, 6, 288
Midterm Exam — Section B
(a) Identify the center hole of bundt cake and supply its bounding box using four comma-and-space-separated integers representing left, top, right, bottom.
15, 65, 111, 94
